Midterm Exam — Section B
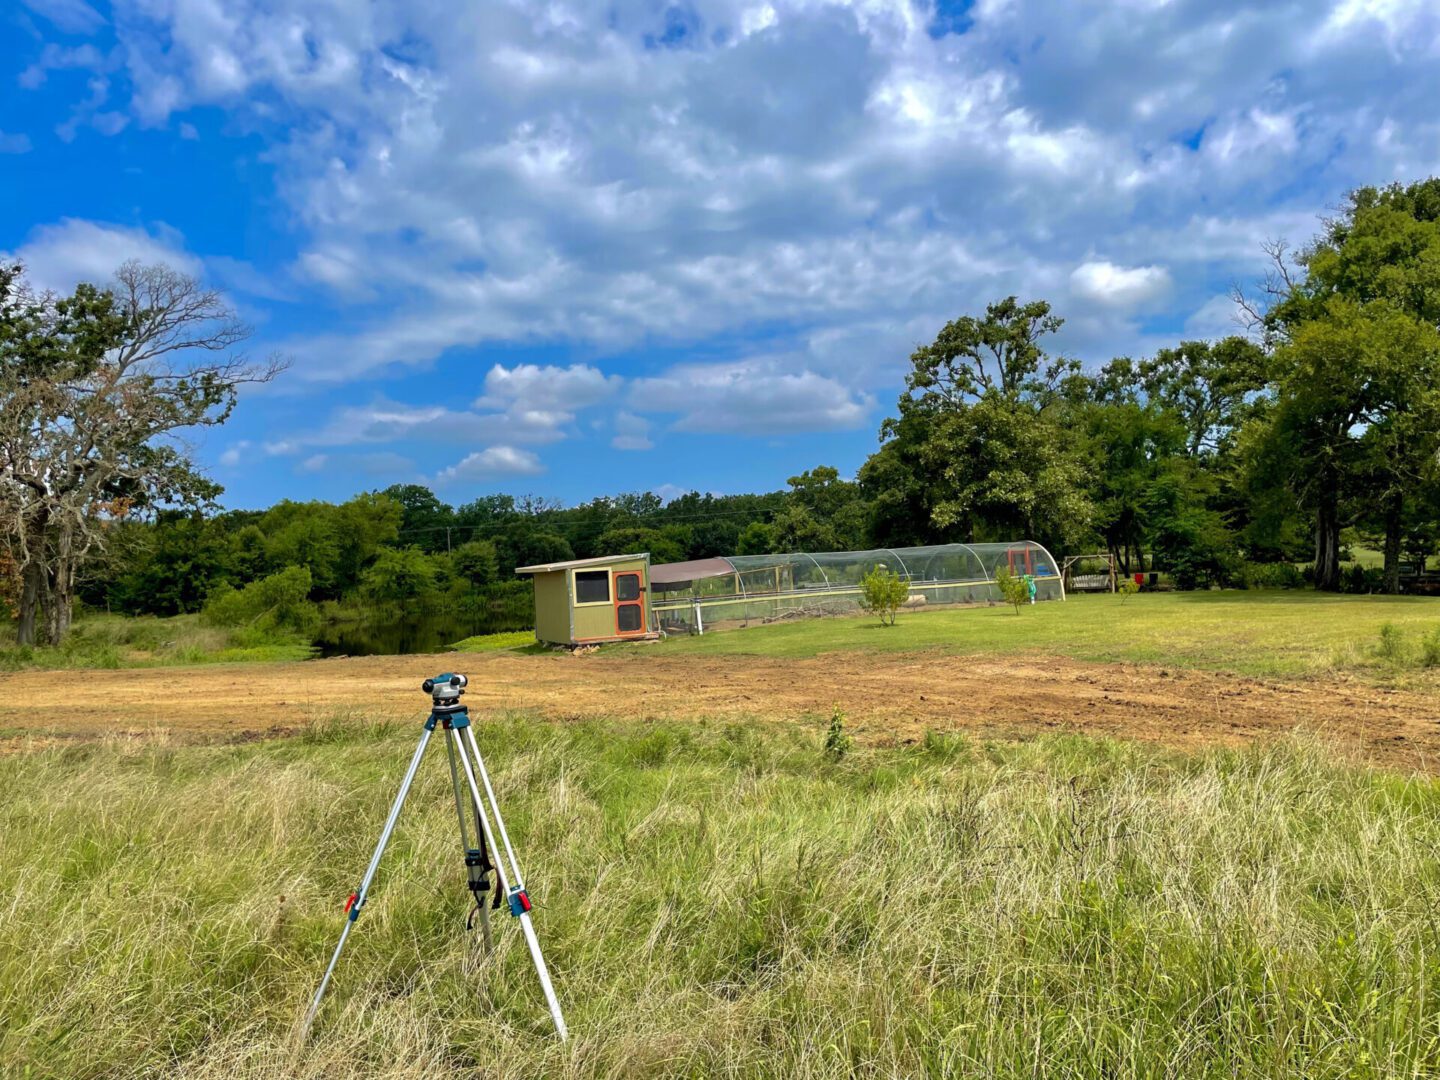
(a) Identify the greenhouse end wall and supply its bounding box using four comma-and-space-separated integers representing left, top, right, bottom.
651, 541, 1062, 635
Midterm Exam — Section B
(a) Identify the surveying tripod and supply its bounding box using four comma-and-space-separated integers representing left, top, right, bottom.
301, 673, 568, 1041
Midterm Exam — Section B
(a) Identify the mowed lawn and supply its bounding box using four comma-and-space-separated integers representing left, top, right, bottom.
656, 591, 1440, 678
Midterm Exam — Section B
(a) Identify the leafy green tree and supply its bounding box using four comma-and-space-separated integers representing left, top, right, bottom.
783, 466, 868, 550
906, 296, 1076, 403
332, 492, 402, 590
108, 511, 235, 615
496, 527, 573, 572
866, 298, 1093, 553
258, 501, 344, 598
1258, 300, 1440, 590
1128, 338, 1270, 459
380, 484, 454, 552
0, 261, 278, 643
594, 526, 687, 564
203, 565, 316, 631
450, 539, 500, 588
229, 524, 270, 582
1077, 402, 1187, 573
1255, 179, 1440, 591
858, 564, 908, 626
994, 566, 1028, 613
361, 547, 438, 604
735, 521, 777, 556
454, 494, 517, 530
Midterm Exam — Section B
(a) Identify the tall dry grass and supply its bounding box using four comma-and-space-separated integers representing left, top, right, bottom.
3, 717, 1439, 1077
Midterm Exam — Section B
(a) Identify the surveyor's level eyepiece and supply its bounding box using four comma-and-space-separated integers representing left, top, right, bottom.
422, 673, 467, 694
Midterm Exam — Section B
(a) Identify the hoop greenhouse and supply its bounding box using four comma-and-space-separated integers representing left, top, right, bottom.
649, 541, 1063, 635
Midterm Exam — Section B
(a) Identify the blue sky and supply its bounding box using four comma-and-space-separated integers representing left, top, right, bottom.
3, 0, 1439, 510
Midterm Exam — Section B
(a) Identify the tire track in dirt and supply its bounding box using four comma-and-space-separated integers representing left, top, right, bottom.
1, 649, 1437, 769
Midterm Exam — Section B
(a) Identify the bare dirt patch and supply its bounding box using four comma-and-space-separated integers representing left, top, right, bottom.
2, 649, 1437, 768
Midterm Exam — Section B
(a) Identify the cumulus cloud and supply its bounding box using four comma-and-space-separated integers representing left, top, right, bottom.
271, 360, 622, 449
612, 411, 653, 451
1069, 261, 1172, 309
3, 218, 202, 295
475, 363, 621, 413
17, 0, 1440, 419
434, 446, 544, 486
218, 440, 250, 467
634, 362, 872, 435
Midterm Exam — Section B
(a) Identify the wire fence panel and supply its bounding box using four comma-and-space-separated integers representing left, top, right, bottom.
651, 540, 1063, 634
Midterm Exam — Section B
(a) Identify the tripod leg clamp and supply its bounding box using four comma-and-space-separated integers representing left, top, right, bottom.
344, 891, 363, 922
507, 886, 532, 917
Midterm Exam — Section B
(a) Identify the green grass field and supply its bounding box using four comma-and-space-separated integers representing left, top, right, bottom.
4, 717, 1440, 1078
658, 591, 1440, 678
0, 612, 315, 671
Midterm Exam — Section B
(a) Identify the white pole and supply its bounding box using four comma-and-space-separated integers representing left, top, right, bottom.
302, 723, 434, 1039
456, 725, 569, 1042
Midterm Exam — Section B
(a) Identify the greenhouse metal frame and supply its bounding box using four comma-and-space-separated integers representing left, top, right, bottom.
649, 540, 1063, 634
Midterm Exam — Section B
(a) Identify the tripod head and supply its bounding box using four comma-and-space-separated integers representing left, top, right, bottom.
423, 672, 468, 713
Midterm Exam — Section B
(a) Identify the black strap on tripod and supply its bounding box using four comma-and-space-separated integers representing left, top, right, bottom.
464, 815, 504, 930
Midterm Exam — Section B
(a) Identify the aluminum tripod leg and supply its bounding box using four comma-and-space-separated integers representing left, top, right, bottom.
445, 727, 492, 952
300, 723, 434, 1039
452, 724, 569, 1041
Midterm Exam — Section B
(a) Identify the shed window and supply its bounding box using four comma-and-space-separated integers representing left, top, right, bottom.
616, 574, 641, 601
575, 570, 610, 604
617, 604, 643, 632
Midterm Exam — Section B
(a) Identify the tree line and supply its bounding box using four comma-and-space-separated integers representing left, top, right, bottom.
4, 179, 1440, 644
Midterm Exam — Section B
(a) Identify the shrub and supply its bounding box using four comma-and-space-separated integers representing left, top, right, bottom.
362, 547, 439, 604
1422, 628, 1440, 669
450, 540, 500, 588
823, 706, 853, 761
859, 564, 909, 626
995, 566, 1029, 613
203, 566, 316, 632
1375, 622, 1408, 663
1342, 564, 1383, 595
1117, 578, 1140, 604
1236, 562, 1306, 590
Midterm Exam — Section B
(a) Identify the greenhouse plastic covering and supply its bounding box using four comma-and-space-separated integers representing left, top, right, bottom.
650, 541, 1062, 634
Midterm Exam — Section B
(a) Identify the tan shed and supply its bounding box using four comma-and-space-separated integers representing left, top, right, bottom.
514, 553, 656, 646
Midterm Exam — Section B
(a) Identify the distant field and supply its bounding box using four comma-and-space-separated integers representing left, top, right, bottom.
4, 716, 1440, 1077
658, 591, 1440, 678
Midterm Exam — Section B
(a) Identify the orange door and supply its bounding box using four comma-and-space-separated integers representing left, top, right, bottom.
613, 571, 646, 637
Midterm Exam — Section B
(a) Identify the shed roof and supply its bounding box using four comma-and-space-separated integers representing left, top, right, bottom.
649, 557, 735, 587
514, 552, 648, 575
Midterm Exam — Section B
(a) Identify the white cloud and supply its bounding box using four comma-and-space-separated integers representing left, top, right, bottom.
475, 363, 621, 412
21, 0, 1440, 409
299, 453, 329, 473
1069, 261, 1173, 309
4, 218, 202, 295
1183, 294, 1250, 338
434, 446, 544, 485
21, 0, 105, 35
218, 440, 250, 467
634, 362, 872, 435
612, 411, 653, 451
0, 131, 33, 154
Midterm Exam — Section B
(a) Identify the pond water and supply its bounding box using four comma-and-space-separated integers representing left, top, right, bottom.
313, 607, 532, 657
